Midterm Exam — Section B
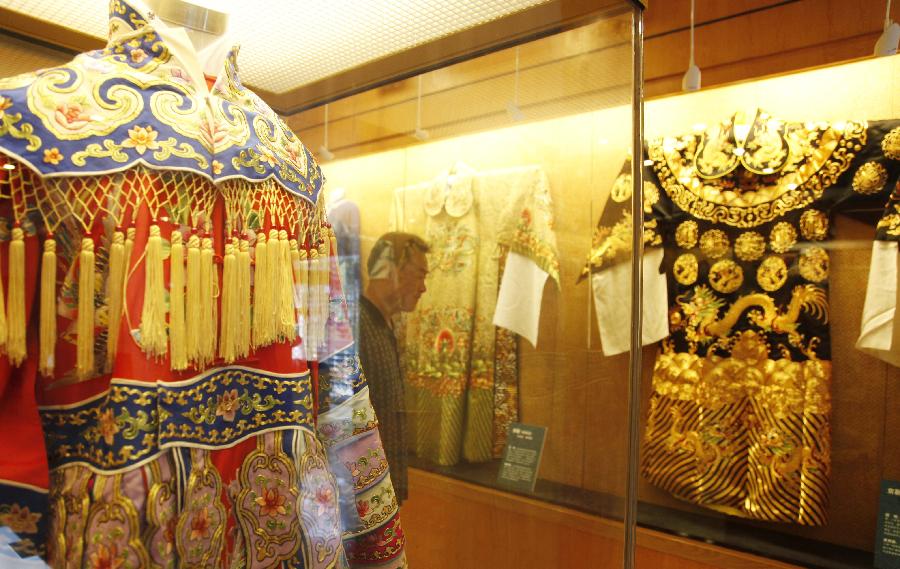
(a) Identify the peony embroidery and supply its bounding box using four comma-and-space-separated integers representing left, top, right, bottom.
122, 125, 160, 154
257, 144, 278, 167
255, 487, 287, 517
211, 160, 224, 175
355, 499, 370, 518
43, 147, 64, 165
54, 101, 93, 132
215, 389, 240, 422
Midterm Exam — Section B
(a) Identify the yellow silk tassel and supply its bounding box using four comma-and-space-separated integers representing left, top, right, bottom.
297, 248, 309, 359
278, 229, 295, 341
237, 238, 251, 358
289, 238, 302, 324
169, 230, 187, 371
105, 231, 125, 370
123, 227, 136, 291
219, 241, 237, 362
76, 237, 95, 380
309, 248, 320, 360
199, 236, 217, 367
329, 228, 340, 289
185, 234, 201, 366
6, 227, 26, 366
266, 229, 282, 341
39, 238, 57, 376
252, 232, 271, 349
139, 225, 167, 359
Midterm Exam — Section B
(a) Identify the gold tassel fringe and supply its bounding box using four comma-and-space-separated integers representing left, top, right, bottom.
7, 227, 26, 366
252, 231, 271, 349
237, 237, 251, 358
139, 225, 168, 358
297, 248, 309, 359
185, 233, 201, 367
169, 230, 187, 370
219, 240, 237, 362
105, 231, 125, 369
278, 229, 295, 341
39, 237, 57, 376
76, 237, 95, 380
199, 236, 217, 367
266, 229, 282, 342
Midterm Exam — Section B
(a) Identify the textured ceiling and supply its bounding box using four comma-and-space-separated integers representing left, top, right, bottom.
0, 0, 551, 94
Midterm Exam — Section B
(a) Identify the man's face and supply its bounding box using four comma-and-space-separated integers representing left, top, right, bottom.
396, 252, 428, 312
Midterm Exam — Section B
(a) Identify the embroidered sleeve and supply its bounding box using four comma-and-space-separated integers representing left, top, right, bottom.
496, 168, 560, 285
579, 156, 664, 282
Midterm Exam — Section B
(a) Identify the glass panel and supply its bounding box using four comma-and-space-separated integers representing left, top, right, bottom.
634, 55, 900, 568
290, 4, 640, 567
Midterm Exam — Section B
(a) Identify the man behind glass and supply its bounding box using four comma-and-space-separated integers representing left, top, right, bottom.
359, 232, 429, 506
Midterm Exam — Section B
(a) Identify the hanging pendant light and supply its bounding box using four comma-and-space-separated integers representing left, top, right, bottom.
874, 0, 899, 56
681, 0, 701, 91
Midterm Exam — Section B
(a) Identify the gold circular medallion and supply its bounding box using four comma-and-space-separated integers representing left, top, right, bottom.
708, 259, 743, 294
675, 220, 699, 249
799, 210, 829, 241
673, 253, 699, 285
757, 256, 788, 292
883, 127, 900, 160
734, 231, 766, 261
799, 247, 829, 282
852, 161, 888, 195
769, 222, 797, 253
700, 229, 730, 259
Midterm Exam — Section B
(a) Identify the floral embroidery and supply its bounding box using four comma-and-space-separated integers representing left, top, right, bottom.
0, 503, 41, 534
0, 96, 11, 115
88, 542, 126, 569
121, 125, 159, 154
215, 389, 240, 422
54, 101, 94, 132
211, 159, 224, 175
356, 500, 370, 517
43, 147, 64, 164
98, 407, 120, 445
130, 48, 147, 63
189, 507, 211, 540
315, 485, 334, 516
255, 487, 287, 517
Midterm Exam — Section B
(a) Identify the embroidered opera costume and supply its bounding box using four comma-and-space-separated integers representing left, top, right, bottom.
0, 1, 407, 567
586, 111, 900, 525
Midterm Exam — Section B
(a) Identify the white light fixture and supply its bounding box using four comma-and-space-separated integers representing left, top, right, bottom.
506, 46, 525, 121
875, 0, 900, 56
318, 103, 335, 161
413, 75, 430, 141
681, 0, 701, 92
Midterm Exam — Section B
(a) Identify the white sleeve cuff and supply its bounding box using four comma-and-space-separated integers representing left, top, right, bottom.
592, 248, 669, 356
492, 251, 549, 347
857, 240, 900, 366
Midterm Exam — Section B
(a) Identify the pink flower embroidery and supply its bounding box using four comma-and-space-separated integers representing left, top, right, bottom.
255, 487, 287, 517
315, 485, 334, 516
355, 500, 370, 518
215, 389, 241, 422
54, 101, 93, 131
199, 118, 228, 153
257, 144, 278, 167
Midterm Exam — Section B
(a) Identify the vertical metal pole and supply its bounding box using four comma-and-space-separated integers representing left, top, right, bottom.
623, 5, 645, 569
